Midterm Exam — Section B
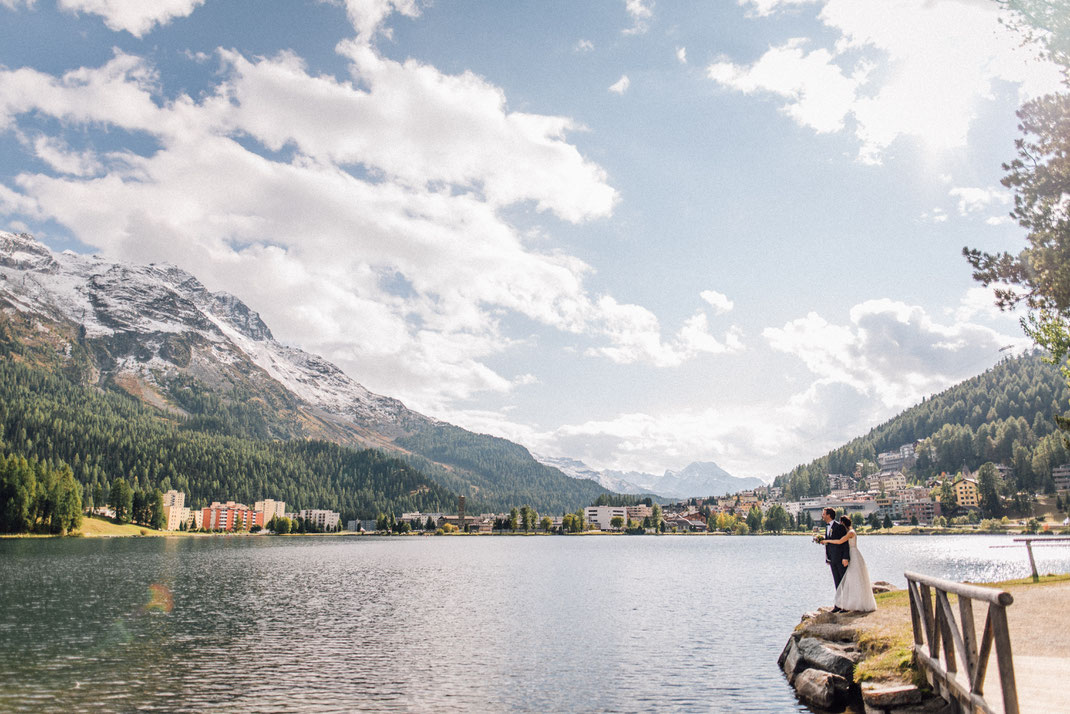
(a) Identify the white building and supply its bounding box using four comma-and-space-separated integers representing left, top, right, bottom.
585, 506, 628, 530
162, 489, 189, 531
877, 443, 917, 473
254, 499, 287, 523
300, 509, 340, 531
1053, 464, 1070, 492
870, 471, 908, 493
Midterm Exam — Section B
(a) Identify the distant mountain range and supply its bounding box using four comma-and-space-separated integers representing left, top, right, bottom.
0, 231, 607, 514
536, 454, 765, 500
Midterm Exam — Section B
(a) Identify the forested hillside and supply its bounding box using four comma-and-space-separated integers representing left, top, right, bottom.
775, 352, 1070, 500
0, 357, 455, 522
396, 423, 607, 514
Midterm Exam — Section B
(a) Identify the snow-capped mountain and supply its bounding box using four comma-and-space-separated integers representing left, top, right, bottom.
536, 452, 765, 500
534, 454, 657, 496
0, 231, 419, 438
0, 231, 608, 512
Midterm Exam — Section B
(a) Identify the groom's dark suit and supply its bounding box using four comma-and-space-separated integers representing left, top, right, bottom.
825, 520, 851, 588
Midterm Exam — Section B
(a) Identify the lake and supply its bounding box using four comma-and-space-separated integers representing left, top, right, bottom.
1, 534, 1068, 713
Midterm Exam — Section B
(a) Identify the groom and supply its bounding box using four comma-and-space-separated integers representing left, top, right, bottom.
821, 507, 850, 611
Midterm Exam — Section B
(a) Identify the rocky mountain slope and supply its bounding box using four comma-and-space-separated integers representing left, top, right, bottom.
536, 451, 765, 500
0, 232, 607, 512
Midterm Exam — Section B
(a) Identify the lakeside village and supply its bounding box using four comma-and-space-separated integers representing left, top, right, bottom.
101, 442, 1070, 536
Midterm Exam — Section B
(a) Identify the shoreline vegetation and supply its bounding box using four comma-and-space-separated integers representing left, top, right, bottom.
4, 515, 1069, 538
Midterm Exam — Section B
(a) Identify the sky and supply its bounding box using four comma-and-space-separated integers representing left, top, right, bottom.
0, 0, 1062, 481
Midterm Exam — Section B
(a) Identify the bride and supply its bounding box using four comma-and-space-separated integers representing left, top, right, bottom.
822, 516, 876, 613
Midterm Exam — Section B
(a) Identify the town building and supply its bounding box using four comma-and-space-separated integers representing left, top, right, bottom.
1053, 464, 1070, 492
626, 504, 653, 522
877, 443, 917, 472
870, 471, 908, 493
901, 499, 941, 525
299, 509, 340, 531
254, 499, 286, 523
202, 501, 264, 531
827, 473, 856, 491
585, 506, 628, 530
161, 489, 190, 531
953, 478, 980, 509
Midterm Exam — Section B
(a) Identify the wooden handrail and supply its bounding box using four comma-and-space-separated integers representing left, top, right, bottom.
906, 572, 1017, 714
904, 571, 1014, 606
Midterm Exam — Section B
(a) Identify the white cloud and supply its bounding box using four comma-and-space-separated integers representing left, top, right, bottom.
708, 38, 865, 134
763, 297, 1029, 409
623, 0, 652, 35
575, 39, 595, 53
0, 37, 727, 410
713, 0, 1063, 163
57, 0, 205, 36
920, 208, 948, 224
608, 74, 630, 94
739, 0, 819, 18
700, 289, 734, 314
676, 46, 687, 64
949, 186, 1011, 215
585, 298, 743, 367
952, 285, 1021, 323
338, 0, 420, 40
30, 135, 102, 177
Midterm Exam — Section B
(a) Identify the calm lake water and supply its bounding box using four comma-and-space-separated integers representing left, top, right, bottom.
1, 534, 1068, 713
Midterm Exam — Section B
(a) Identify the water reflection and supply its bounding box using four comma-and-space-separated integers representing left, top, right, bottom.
0, 535, 1066, 712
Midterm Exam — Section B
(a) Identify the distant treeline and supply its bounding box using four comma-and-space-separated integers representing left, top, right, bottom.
775, 352, 1070, 500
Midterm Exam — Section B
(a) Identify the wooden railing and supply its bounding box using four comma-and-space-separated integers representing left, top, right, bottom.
905, 571, 1016, 714
1012, 536, 1070, 582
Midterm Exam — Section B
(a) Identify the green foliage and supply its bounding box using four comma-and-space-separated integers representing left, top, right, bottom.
746, 505, 763, 533
394, 422, 607, 513
977, 462, 1005, 518
0, 453, 81, 533
109, 478, 133, 524
592, 493, 650, 507
610, 515, 624, 530
775, 353, 1070, 499
0, 356, 453, 522
964, 6, 1070, 439
763, 504, 789, 533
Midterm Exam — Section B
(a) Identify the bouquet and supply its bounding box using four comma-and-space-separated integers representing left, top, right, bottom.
811, 530, 824, 544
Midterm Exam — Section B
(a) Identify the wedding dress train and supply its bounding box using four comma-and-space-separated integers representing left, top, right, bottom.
834, 537, 876, 612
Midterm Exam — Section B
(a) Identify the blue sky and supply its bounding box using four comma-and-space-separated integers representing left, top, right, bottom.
0, 0, 1060, 479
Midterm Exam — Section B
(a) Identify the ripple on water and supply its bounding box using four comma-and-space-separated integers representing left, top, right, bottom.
1, 534, 1068, 712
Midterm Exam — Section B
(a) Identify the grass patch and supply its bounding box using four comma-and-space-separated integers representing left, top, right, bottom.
852, 591, 919, 685
74, 515, 170, 537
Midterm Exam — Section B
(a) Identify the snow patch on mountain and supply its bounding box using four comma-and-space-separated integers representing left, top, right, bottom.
0, 231, 419, 428
534, 454, 657, 496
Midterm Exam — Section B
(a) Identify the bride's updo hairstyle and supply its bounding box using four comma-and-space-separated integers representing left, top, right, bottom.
840, 516, 852, 528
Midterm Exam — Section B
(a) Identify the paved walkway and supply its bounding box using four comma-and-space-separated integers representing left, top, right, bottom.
978, 581, 1070, 714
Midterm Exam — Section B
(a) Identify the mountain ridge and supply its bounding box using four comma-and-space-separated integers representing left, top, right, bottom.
0, 231, 607, 513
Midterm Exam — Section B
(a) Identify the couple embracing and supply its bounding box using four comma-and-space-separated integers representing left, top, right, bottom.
818, 507, 876, 613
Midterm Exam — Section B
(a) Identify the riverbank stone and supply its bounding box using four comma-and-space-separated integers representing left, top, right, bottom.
872, 581, 897, 594
861, 683, 922, 708
796, 636, 861, 680
794, 668, 851, 710
801, 623, 859, 642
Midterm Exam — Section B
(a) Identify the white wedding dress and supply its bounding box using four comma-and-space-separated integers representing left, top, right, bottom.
834, 533, 877, 612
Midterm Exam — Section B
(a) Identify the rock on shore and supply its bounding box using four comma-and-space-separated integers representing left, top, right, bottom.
779, 607, 953, 713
